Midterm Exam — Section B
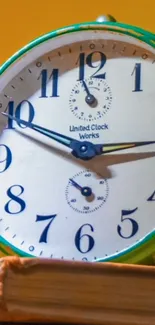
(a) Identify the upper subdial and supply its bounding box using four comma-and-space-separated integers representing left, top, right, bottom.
69, 78, 112, 122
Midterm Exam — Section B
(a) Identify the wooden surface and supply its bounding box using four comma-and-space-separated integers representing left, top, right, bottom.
0, 0, 155, 66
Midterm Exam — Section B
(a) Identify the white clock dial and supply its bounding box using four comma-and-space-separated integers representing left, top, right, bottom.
0, 30, 155, 261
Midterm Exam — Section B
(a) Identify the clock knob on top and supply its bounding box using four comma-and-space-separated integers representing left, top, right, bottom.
96, 14, 117, 22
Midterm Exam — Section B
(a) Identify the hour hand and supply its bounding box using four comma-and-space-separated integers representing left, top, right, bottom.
95, 141, 155, 155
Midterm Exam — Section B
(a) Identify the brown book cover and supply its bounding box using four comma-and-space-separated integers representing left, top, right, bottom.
0, 256, 155, 324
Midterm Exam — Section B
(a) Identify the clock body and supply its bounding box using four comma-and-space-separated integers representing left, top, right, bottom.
0, 21, 155, 263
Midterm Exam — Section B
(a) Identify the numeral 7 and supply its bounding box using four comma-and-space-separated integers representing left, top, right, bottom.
36, 214, 57, 243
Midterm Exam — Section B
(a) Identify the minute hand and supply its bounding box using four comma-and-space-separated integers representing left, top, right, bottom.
2, 112, 79, 148
2, 113, 96, 160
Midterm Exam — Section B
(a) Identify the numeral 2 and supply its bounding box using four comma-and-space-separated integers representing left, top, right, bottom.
77, 51, 107, 80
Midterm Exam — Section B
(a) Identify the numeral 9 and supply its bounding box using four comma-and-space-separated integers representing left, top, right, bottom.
0, 144, 12, 172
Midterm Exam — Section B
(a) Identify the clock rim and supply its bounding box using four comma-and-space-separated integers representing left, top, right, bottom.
1, 20, 155, 76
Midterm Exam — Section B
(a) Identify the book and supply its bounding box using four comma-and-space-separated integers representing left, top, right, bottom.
0, 256, 155, 324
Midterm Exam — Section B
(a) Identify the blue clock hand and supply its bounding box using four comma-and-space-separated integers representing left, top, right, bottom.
3, 113, 155, 160
69, 178, 92, 197
2, 112, 74, 147
2, 112, 96, 160
94, 141, 155, 155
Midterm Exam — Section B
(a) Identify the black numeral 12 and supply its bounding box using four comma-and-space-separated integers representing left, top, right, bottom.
39, 69, 59, 98
77, 51, 107, 80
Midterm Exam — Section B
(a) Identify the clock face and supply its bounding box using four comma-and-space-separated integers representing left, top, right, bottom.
0, 27, 155, 261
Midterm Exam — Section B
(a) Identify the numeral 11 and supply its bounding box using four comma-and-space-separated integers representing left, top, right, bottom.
39, 69, 59, 98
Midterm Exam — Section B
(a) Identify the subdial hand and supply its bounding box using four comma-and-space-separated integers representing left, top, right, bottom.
82, 80, 97, 107
69, 178, 92, 197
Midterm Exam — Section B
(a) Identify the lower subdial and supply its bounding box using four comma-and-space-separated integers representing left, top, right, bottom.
69, 78, 112, 122
65, 170, 109, 213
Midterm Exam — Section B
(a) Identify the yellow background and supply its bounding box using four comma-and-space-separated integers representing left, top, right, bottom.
1, 0, 155, 65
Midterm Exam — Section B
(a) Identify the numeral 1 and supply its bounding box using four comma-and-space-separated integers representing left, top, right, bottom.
132, 63, 143, 92
147, 190, 155, 201
39, 69, 59, 98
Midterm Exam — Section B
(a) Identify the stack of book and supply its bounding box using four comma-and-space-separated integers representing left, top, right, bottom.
0, 256, 155, 324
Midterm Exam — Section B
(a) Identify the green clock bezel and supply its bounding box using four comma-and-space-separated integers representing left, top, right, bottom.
0, 20, 155, 264
1, 20, 155, 75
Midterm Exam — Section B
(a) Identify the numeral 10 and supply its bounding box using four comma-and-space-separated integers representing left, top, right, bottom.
6, 100, 35, 129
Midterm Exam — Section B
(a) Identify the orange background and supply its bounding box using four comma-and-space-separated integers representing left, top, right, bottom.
0, 0, 155, 66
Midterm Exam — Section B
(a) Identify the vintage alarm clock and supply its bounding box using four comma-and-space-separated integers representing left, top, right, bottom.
0, 14, 155, 264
